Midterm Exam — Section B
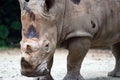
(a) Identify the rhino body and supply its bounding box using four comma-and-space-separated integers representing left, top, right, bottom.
60, 0, 120, 48
19, 0, 120, 80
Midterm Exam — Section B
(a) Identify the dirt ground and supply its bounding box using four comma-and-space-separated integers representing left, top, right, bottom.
0, 48, 120, 80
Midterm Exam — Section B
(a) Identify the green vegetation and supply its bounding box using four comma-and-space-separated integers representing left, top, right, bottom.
0, 0, 21, 47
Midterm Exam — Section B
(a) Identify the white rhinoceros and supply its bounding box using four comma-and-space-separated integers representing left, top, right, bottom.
18, 0, 120, 80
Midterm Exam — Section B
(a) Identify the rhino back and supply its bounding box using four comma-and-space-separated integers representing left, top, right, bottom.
61, 0, 120, 47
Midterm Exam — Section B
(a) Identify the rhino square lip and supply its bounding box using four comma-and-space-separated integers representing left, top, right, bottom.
21, 63, 49, 77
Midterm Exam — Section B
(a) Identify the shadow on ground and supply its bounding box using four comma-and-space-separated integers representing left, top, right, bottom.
86, 77, 120, 80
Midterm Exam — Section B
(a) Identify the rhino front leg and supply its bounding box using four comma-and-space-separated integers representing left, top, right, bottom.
63, 37, 91, 80
108, 42, 120, 77
34, 57, 54, 80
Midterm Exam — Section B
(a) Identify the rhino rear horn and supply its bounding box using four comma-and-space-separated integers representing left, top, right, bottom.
71, 0, 81, 5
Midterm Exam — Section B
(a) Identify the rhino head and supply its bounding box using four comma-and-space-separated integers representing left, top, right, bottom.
18, 0, 65, 77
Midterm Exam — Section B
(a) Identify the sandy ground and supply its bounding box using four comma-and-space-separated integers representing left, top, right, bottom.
0, 48, 120, 80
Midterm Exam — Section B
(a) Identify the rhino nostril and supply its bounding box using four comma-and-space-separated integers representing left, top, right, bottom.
43, 69, 49, 75
25, 45, 33, 54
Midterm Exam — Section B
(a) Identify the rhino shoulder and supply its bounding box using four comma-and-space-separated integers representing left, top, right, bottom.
64, 13, 99, 40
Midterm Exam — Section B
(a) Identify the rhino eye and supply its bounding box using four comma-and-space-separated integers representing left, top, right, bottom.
43, 40, 50, 53
25, 0, 29, 2
44, 43, 50, 52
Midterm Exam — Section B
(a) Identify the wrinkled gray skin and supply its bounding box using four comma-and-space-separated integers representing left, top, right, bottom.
18, 0, 120, 80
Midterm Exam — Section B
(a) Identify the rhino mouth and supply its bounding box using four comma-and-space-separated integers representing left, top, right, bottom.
21, 68, 49, 77
21, 59, 49, 77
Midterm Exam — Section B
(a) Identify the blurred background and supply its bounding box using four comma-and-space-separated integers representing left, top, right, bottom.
0, 0, 21, 48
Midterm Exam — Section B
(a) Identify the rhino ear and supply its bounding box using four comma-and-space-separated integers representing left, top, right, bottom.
45, 0, 55, 11
71, 0, 81, 5
18, 0, 30, 15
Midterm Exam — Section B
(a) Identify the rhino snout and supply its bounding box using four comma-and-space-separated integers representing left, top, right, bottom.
21, 57, 34, 73
21, 57, 49, 77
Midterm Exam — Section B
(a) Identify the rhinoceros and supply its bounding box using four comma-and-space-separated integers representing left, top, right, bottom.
18, 0, 120, 80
